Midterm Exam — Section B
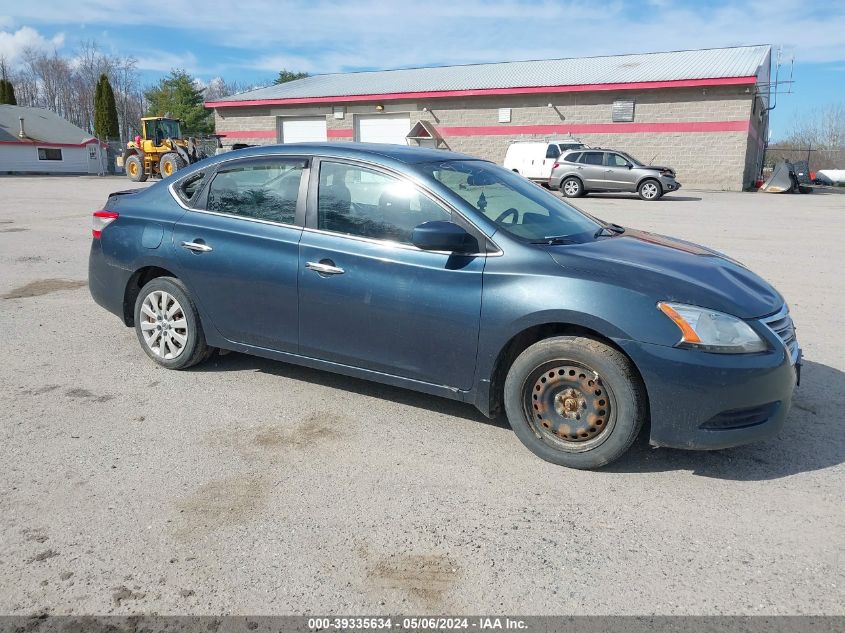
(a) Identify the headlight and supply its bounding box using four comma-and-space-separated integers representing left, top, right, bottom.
657, 302, 767, 353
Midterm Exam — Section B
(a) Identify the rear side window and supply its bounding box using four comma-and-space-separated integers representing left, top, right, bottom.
563, 152, 581, 163
580, 152, 604, 165
206, 160, 305, 224
177, 171, 207, 204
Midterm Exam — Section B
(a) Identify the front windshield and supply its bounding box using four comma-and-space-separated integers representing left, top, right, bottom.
420, 160, 600, 242
619, 151, 644, 166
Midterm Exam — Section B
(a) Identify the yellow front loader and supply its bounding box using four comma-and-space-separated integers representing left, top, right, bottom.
118, 117, 204, 182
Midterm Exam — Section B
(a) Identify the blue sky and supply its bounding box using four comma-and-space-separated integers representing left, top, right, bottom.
1, 0, 843, 140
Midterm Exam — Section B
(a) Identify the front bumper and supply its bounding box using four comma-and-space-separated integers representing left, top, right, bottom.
616, 338, 799, 450
661, 178, 681, 192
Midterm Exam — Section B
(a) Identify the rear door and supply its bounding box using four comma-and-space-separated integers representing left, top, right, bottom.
603, 152, 637, 190
577, 151, 606, 188
297, 158, 485, 389
172, 156, 308, 352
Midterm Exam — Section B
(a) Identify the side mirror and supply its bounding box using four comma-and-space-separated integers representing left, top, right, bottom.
627, 163, 634, 169
412, 221, 475, 253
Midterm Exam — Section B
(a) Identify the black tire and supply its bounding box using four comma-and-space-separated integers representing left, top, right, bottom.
133, 277, 212, 370
159, 153, 185, 179
561, 177, 584, 198
637, 178, 663, 201
125, 154, 147, 182
503, 336, 646, 469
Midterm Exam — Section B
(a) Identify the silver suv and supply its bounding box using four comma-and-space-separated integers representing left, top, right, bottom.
548, 149, 681, 201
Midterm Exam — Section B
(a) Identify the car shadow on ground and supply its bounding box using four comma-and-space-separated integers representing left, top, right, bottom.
605, 359, 845, 480
575, 194, 703, 202
195, 354, 843, 479
194, 351, 506, 429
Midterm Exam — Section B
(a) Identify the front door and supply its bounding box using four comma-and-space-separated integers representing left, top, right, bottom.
603, 152, 637, 190
298, 159, 485, 389
172, 156, 308, 352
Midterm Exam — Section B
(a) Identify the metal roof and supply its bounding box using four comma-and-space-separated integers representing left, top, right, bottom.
217, 45, 770, 103
0, 105, 96, 145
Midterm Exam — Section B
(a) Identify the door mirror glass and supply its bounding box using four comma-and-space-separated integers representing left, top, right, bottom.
412, 221, 474, 252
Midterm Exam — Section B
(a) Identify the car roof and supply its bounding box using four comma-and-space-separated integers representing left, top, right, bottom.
214, 142, 480, 166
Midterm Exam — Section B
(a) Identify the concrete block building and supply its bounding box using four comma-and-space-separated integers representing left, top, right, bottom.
206, 45, 772, 191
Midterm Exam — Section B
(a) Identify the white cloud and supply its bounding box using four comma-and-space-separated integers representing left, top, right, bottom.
0, 26, 64, 65
135, 50, 198, 73
3, 0, 845, 74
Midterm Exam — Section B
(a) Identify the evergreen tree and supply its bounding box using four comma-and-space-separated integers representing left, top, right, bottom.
103, 75, 119, 139
274, 69, 309, 85
93, 75, 107, 138
0, 79, 17, 105
144, 69, 212, 135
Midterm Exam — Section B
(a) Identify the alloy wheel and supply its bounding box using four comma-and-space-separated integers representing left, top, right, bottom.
563, 180, 580, 196
641, 182, 659, 199
139, 290, 188, 360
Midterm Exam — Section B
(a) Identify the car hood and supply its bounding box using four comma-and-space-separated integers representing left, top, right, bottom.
546, 228, 783, 319
638, 165, 674, 174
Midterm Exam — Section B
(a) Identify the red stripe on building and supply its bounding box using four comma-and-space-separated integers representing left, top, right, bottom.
439, 120, 751, 136
205, 76, 757, 108
217, 130, 277, 139
220, 120, 749, 141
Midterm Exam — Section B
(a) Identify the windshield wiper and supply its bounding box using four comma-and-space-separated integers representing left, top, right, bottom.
530, 236, 577, 245
594, 223, 625, 238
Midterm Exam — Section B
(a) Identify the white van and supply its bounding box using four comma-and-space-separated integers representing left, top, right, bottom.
503, 139, 586, 183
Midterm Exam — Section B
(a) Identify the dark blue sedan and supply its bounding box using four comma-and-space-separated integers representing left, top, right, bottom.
89, 144, 800, 469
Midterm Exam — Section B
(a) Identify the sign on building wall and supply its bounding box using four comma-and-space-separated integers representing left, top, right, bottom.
612, 99, 635, 122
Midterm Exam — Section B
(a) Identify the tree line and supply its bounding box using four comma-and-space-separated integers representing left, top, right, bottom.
1, 38, 310, 141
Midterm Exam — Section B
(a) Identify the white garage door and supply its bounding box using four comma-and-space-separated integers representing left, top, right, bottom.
279, 117, 327, 143
356, 113, 411, 145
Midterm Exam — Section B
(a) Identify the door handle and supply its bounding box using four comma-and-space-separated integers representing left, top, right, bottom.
604, 169, 612, 172
306, 261, 345, 275
181, 241, 212, 253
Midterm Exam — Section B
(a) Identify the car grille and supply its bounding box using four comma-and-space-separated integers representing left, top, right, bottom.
762, 306, 799, 364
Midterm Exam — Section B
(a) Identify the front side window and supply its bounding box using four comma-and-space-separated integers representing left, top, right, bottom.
606, 153, 630, 167
38, 148, 62, 161
317, 162, 451, 244
422, 160, 600, 243
206, 160, 305, 224
579, 152, 604, 165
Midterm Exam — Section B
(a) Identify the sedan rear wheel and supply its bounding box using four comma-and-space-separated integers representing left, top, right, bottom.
503, 336, 646, 469
133, 277, 211, 369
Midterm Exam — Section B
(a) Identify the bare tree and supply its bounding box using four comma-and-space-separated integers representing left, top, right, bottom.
772, 102, 845, 170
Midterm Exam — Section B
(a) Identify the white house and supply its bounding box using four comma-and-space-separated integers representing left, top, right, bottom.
0, 105, 104, 175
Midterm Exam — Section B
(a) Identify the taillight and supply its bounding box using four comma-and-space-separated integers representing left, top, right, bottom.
92, 210, 119, 238
552, 162, 560, 169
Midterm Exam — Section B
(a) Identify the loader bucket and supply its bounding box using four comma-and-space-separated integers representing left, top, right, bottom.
759, 161, 796, 193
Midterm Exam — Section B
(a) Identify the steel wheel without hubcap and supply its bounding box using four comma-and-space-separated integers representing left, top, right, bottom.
523, 361, 616, 453
139, 290, 188, 360
639, 181, 661, 200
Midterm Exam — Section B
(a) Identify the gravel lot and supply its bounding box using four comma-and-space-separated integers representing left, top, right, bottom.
0, 176, 842, 616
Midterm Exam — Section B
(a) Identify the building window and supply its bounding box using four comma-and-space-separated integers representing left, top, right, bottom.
612, 99, 635, 122
38, 148, 63, 161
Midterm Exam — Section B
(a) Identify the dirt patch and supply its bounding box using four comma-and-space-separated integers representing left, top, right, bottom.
175, 473, 271, 538
112, 585, 146, 606
2, 278, 86, 299
65, 388, 114, 403
0, 227, 28, 233
22, 384, 60, 396
16, 255, 45, 263
254, 414, 339, 448
26, 549, 59, 563
368, 553, 460, 605
22, 528, 49, 543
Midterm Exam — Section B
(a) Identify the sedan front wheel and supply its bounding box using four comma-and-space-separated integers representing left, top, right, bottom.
503, 336, 646, 469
